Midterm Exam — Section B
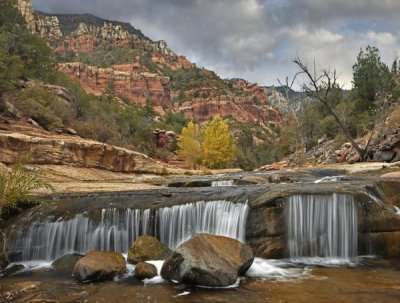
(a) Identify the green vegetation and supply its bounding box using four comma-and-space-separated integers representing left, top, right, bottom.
0, 0, 56, 100
0, 164, 51, 260
0, 1, 185, 159
292, 46, 400, 159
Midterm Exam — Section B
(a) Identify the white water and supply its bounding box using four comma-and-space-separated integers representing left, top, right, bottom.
211, 180, 234, 187
314, 176, 343, 183
158, 200, 248, 248
9, 200, 248, 262
286, 193, 358, 264
394, 206, 400, 215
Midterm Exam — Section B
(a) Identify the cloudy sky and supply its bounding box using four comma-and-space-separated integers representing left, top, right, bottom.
33, 0, 400, 89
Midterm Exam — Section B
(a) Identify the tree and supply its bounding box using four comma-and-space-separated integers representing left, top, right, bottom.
294, 56, 370, 161
277, 73, 306, 153
0, 31, 23, 99
202, 117, 235, 169
177, 121, 202, 169
352, 46, 392, 109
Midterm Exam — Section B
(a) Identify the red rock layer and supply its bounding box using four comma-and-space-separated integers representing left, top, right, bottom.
59, 62, 173, 114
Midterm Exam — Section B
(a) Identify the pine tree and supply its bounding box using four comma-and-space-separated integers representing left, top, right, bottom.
202, 117, 235, 169
177, 121, 202, 169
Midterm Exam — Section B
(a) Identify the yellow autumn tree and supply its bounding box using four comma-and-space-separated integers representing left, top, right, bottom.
202, 117, 235, 169
177, 121, 202, 169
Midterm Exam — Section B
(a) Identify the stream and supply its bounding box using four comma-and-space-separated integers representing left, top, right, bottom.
1, 170, 400, 302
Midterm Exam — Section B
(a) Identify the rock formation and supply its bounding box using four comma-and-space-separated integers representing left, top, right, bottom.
17, 0, 282, 128
58, 62, 172, 114
127, 235, 171, 264
161, 233, 254, 287
0, 131, 167, 174
72, 251, 126, 282
134, 262, 158, 280
17, 0, 63, 40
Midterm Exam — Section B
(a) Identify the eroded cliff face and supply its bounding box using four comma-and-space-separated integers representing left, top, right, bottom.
17, 0, 63, 40
59, 62, 173, 114
0, 127, 166, 174
17, 0, 281, 126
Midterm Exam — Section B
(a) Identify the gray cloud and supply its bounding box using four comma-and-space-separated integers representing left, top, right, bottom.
32, 0, 400, 88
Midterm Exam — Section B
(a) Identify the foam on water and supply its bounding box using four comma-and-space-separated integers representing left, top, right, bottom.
314, 176, 343, 183
246, 258, 308, 280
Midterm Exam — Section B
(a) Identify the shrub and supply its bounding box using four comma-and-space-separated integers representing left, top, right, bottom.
0, 164, 52, 258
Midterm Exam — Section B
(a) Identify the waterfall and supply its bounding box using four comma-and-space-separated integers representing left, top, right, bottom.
9, 200, 248, 262
211, 180, 234, 187
286, 193, 358, 262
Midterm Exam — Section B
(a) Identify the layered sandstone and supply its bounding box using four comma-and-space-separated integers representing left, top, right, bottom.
59, 62, 172, 113
18, 0, 282, 127
0, 131, 167, 174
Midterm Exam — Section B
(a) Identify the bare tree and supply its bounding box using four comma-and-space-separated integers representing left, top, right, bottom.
277, 72, 306, 153
293, 56, 369, 161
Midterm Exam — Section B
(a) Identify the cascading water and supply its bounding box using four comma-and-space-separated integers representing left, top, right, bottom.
286, 193, 358, 263
9, 200, 248, 262
211, 180, 234, 187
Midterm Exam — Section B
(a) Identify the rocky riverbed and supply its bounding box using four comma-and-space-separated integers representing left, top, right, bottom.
1, 167, 400, 302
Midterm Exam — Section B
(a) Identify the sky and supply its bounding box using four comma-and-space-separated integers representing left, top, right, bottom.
32, 0, 400, 89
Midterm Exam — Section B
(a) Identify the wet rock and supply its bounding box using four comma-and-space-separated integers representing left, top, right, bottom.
72, 251, 126, 282
0, 253, 8, 270
134, 262, 157, 280
247, 237, 285, 259
161, 233, 254, 287
52, 253, 83, 274
127, 235, 171, 264
1, 264, 25, 277
363, 232, 400, 257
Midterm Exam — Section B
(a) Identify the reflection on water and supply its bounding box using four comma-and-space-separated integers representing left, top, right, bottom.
1, 258, 400, 303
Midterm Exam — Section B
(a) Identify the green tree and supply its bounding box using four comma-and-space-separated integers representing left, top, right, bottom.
0, 31, 23, 100
202, 117, 235, 169
352, 46, 392, 109
177, 121, 202, 169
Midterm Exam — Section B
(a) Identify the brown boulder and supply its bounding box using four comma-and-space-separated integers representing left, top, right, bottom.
127, 235, 171, 264
52, 253, 83, 274
134, 262, 158, 280
161, 233, 254, 287
72, 251, 126, 282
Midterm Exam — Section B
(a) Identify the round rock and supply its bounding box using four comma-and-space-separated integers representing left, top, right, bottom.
127, 235, 171, 264
161, 233, 254, 287
72, 251, 126, 282
134, 262, 158, 280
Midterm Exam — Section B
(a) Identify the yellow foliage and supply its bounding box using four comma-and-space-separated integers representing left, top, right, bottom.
177, 121, 202, 169
202, 117, 235, 169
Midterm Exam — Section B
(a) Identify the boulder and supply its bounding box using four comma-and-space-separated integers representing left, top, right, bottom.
1, 264, 25, 277
0, 253, 8, 270
134, 262, 157, 280
373, 150, 395, 162
72, 251, 126, 282
161, 233, 254, 287
52, 253, 83, 274
127, 235, 171, 264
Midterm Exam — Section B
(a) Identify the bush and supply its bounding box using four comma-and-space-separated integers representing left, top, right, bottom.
14, 86, 74, 130
0, 164, 51, 257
